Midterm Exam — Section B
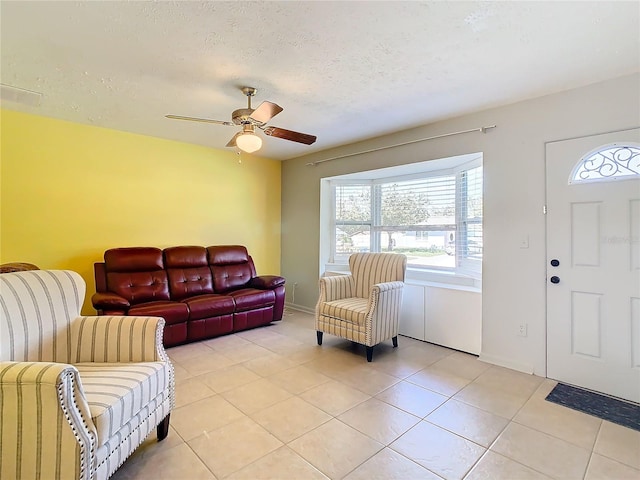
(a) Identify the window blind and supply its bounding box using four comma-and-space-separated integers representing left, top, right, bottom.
334, 184, 372, 258
335, 184, 371, 223
457, 165, 483, 273
330, 161, 482, 277
377, 175, 456, 230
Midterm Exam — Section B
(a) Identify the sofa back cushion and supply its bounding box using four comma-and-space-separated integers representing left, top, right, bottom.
164, 246, 214, 300
104, 247, 170, 303
207, 245, 257, 293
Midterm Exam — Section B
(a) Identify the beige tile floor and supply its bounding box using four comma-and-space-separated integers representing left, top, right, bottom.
112, 311, 640, 480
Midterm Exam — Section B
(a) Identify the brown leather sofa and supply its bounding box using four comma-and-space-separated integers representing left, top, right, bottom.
92, 245, 285, 347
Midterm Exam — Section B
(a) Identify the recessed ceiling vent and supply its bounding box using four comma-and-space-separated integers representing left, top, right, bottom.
1, 84, 42, 107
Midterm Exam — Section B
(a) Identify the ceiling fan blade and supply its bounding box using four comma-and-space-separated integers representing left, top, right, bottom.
166, 114, 234, 126
249, 101, 283, 124
226, 132, 241, 148
263, 126, 317, 145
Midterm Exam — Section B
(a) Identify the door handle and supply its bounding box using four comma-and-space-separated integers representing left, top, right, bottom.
550, 276, 560, 284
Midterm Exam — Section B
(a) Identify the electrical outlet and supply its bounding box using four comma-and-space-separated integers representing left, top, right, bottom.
517, 324, 528, 337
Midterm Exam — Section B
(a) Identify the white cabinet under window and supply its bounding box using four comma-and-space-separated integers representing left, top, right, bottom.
400, 282, 481, 355
399, 284, 425, 340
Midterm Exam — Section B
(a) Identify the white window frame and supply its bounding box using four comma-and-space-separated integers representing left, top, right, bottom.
323, 155, 483, 290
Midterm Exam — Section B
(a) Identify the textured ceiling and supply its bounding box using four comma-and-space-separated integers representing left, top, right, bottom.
1, 1, 639, 160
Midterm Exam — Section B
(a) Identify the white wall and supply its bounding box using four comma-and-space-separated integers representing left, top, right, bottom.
281, 73, 640, 376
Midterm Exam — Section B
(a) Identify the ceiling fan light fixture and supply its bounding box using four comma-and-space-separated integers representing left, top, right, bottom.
236, 131, 262, 153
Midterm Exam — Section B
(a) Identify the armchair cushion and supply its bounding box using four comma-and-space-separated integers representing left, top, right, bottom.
77, 362, 171, 446
319, 297, 368, 325
351, 253, 407, 298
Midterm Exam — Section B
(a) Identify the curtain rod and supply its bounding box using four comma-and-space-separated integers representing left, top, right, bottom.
305, 125, 497, 166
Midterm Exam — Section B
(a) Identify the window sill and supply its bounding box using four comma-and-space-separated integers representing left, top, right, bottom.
324, 263, 482, 293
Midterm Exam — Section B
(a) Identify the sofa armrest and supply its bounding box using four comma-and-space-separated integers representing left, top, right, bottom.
0, 361, 97, 480
91, 291, 130, 310
317, 274, 355, 303
70, 316, 170, 364
249, 275, 286, 289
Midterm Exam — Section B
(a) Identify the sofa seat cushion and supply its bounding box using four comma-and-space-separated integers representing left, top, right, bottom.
182, 294, 235, 320
319, 297, 368, 325
128, 301, 189, 325
228, 288, 276, 312
76, 362, 171, 447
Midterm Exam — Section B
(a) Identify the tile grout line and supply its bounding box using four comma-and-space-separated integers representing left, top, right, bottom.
119, 313, 640, 479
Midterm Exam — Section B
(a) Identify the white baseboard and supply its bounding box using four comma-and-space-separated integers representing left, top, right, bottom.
478, 352, 535, 375
284, 303, 314, 315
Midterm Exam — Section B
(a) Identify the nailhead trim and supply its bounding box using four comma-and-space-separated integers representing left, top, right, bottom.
58, 369, 95, 480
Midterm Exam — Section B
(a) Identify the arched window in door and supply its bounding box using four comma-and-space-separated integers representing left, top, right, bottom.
569, 143, 640, 184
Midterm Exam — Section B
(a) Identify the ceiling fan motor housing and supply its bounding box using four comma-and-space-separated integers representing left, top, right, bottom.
232, 108, 258, 125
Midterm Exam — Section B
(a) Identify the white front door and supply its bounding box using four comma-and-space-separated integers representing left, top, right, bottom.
546, 128, 640, 403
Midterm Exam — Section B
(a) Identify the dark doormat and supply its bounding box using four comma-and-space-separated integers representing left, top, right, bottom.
545, 383, 640, 431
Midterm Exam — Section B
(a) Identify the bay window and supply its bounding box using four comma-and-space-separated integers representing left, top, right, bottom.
328, 156, 482, 282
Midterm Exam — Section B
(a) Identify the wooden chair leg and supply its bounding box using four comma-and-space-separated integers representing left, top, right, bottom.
316, 331, 323, 345
392, 336, 398, 348
157, 414, 170, 441
366, 346, 374, 362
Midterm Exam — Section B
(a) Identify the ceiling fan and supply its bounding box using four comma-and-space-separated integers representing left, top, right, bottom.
166, 87, 317, 153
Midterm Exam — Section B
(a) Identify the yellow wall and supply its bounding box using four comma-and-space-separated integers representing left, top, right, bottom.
0, 109, 281, 314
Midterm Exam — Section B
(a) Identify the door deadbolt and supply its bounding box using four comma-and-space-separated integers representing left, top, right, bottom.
550, 259, 560, 267
550, 276, 560, 284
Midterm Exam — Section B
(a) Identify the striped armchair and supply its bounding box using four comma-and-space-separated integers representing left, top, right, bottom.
315, 253, 407, 362
0, 270, 175, 480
